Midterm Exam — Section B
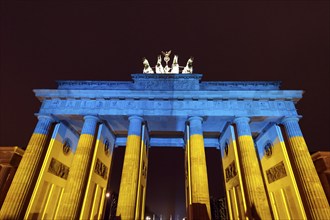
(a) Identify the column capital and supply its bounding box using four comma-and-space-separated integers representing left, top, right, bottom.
188, 116, 203, 136
33, 115, 55, 135
128, 115, 144, 122
37, 114, 55, 122
281, 116, 303, 138
233, 116, 250, 124
234, 117, 251, 137
281, 116, 300, 124
81, 115, 99, 135
83, 115, 99, 122
128, 116, 143, 136
188, 116, 203, 123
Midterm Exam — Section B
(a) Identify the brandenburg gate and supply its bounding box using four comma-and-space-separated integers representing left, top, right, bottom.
0, 54, 329, 220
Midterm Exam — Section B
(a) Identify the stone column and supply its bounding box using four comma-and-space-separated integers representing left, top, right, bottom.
187, 116, 211, 219
0, 115, 54, 219
116, 116, 143, 220
57, 115, 99, 219
281, 117, 330, 219
234, 117, 272, 219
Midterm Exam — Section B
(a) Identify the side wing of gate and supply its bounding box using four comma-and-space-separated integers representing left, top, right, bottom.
255, 124, 306, 219
25, 122, 79, 220
219, 125, 247, 219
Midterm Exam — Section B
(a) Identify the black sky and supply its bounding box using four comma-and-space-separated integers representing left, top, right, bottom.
1, 1, 329, 218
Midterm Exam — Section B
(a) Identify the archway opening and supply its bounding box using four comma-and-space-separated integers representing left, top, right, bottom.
205, 148, 226, 219
104, 147, 125, 220
145, 147, 186, 219
104, 146, 226, 220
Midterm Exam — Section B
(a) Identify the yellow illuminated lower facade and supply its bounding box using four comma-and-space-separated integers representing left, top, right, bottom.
116, 135, 142, 219
1, 116, 330, 220
116, 118, 149, 220
236, 134, 273, 219
284, 135, 330, 219
0, 115, 54, 220
186, 134, 211, 219
0, 133, 50, 219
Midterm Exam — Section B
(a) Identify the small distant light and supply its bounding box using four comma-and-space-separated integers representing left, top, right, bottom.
106, 192, 110, 198
146, 216, 151, 220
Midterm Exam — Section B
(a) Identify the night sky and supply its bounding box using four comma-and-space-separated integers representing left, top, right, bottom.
1, 1, 329, 218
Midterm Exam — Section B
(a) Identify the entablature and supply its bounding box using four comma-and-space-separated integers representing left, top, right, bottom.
38, 98, 298, 118
34, 89, 302, 103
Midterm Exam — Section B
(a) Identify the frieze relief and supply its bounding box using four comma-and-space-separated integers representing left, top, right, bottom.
50, 99, 61, 108
142, 161, 147, 179
276, 102, 286, 110
41, 99, 297, 116
94, 158, 108, 179
134, 80, 198, 91
57, 81, 132, 90
285, 101, 295, 110
225, 160, 237, 182
259, 101, 270, 110
200, 81, 280, 90
65, 100, 77, 108
266, 161, 287, 184
48, 158, 70, 179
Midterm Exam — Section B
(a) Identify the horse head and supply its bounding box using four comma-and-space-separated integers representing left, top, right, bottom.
142, 57, 150, 67
156, 55, 162, 66
188, 57, 194, 67
173, 55, 178, 64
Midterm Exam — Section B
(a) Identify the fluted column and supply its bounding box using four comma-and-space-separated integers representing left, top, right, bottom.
188, 116, 211, 219
0, 115, 54, 220
57, 115, 99, 219
282, 117, 330, 219
116, 116, 143, 220
234, 117, 272, 219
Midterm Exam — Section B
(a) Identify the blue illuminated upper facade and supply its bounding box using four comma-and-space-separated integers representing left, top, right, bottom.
34, 74, 303, 148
